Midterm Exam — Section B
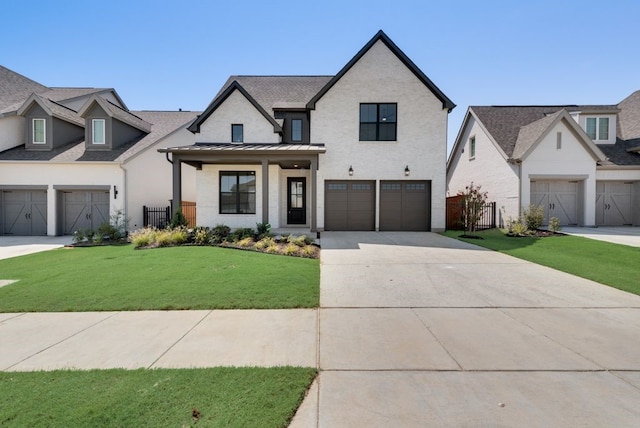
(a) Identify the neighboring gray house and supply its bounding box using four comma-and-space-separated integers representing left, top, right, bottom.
447, 91, 640, 227
0, 65, 199, 235
161, 31, 455, 232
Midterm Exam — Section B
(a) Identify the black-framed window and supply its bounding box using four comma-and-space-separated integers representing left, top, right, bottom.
219, 171, 256, 214
231, 124, 243, 142
359, 103, 397, 141
291, 119, 302, 142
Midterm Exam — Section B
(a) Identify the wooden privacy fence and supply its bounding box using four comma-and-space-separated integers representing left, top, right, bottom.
143, 202, 197, 228
446, 195, 496, 231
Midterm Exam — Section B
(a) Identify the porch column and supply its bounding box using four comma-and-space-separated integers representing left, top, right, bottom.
262, 159, 269, 224
172, 155, 182, 217
310, 156, 318, 232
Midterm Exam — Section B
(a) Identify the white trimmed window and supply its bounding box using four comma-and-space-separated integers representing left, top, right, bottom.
92, 119, 106, 144
32, 118, 46, 144
585, 117, 609, 141
469, 136, 476, 160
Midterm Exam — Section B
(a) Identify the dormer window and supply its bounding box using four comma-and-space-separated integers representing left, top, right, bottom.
231, 124, 243, 143
586, 117, 609, 141
291, 119, 302, 142
92, 119, 105, 144
32, 119, 46, 144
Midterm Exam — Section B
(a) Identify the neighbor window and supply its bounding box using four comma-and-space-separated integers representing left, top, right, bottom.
469, 136, 476, 159
92, 119, 105, 144
219, 171, 256, 214
585, 117, 609, 141
231, 124, 243, 142
291, 119, 302, 142
359, 103, 397, 141
32, 119, 45, 144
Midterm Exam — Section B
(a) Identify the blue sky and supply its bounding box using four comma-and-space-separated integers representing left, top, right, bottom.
2, 0, 639, 153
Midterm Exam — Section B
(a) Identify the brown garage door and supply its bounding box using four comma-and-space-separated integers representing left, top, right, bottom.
380, 180, 430, 231
325, 180, 375, 231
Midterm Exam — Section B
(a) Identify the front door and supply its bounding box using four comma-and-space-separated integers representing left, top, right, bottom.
287, 177, 306, 224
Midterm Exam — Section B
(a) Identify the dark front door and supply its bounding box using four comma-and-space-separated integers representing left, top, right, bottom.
287, 177, 306, 224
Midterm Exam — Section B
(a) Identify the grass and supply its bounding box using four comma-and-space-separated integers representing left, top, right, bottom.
443, 229, 640, 295
0, 245, 319, 312
0, 367, 316, 427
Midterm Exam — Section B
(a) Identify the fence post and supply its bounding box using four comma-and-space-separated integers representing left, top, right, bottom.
143, 206, 148, 227
491, 202, 496, 228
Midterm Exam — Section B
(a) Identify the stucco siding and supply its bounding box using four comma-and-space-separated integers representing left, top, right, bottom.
311, 40, 448, 231
447, 116, 519, 227
0, 116, 24, 152
197, 91, 279, 143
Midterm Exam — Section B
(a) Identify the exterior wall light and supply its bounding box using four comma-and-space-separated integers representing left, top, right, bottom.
348, 165, 353, 176
113, 185, 118, 199
404, 165, 410, 176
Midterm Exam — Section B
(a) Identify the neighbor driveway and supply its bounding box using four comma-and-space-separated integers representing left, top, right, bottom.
562, 226, 640, 248
0, 236, 72, 261
291, 232, 640, 427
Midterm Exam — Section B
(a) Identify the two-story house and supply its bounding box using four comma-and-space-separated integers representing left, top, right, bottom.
161, 30, 455, 232
0, 65, 199, 235
446, 91, 640, 227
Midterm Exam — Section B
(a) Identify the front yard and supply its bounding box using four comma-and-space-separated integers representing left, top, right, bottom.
443, 229, 640, 296
0, 245, 319, 312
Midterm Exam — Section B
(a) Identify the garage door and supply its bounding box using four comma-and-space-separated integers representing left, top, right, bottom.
1, 190, 47, 235
530, 181, 578, 225
596, 182, 633, 226
325, 181, 375, 231
62, 190, 110, 234
380, 180, 430, 231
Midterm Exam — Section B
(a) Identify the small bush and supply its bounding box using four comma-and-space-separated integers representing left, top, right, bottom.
255, 237, 275, 249
170, 227, 189, 245
284, 243, 299, 256
155, 230, 174, 247
129, 228, 156, 248
232, 227, 255, 242
523, 205, 544, 231
256, 222, 271, 238
237, 237, 254, 247
170, 210, 188, 228
510, 220, 528, 236
549, 217, 562, 232
301, 245, 317, 258
72, 229, 85, 244
193, 227, 212, 246
97, 222, 118, 241
287, 235, 311, 247
211, 224, 231, 244
266, 244, 279, 254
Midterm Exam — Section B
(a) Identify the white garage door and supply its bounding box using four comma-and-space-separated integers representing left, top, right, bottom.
1, 189, 47, 235
62, 190, 110, 234
530, 181, 578, 226
596, 182, 633, 226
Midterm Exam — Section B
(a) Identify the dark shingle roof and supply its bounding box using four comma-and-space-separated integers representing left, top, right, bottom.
618, 90, 640, 141
0, 65, 48, 112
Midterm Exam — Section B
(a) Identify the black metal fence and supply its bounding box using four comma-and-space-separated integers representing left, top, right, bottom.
446, 196, 496, 231
143, 205, 171, 229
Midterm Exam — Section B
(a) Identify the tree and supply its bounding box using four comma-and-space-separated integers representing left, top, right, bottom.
457, 182, 488, 236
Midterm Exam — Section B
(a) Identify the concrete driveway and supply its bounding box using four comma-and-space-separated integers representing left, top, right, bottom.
0, 236, 72, 260
562, 226, 640, 248
291, 232, 640, 427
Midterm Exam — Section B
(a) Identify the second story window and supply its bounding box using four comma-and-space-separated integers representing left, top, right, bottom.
360, 103, 397, 141
92, 119, 105, 144
291, 119, 302, 142
586, 117, 609, 141
32, 118, 46, 144
231, 124, 243, 143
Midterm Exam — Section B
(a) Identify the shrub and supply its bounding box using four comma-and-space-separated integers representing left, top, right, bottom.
284, 243, 299, 256
510, 220, 528, 236
266, 244, 279, 254
237, 237, 254, 247
97, 222, 119, 241
155, 230, 174, 247
129, 228, 156, 248
457, 182, 489, 236
301, 245, 317, 258
211, 224, 231, 244
287, 235, 310, 247
72, 229, 85, 244
170, 227, 188, 245
170, 210, 188, 229
193, 227, 212, 246
232, 227, 255, 242
255, 237, 275, 249
256, 222, 271, 238
549, 217, 562, 232
523, 204, 544, 231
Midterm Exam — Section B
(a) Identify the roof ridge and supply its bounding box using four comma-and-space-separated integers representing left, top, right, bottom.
105, 99, 147, 122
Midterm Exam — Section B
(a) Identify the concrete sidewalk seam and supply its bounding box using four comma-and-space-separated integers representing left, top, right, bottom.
3, 311, 120, 371
411, 307, 463, 371
0, 313, 26, 324
147, 310, 213, 369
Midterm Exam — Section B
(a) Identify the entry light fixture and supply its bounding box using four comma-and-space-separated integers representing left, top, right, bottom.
113, 185, 118, 199
404, 165, 410, 176
348, 165, 353, 176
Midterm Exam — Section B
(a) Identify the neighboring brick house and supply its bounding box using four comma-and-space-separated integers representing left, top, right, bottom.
161, 30, 455, 232
446, 91, 640, 227
0, 65, 199, 235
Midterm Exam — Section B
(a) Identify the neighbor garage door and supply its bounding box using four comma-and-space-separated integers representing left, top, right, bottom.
530, 181, 578, 225
596, 181, 633, 226
380, 180, 430, 231
62, 190, 110, 234
1, 189, 47, 235
325, 180, 375, 231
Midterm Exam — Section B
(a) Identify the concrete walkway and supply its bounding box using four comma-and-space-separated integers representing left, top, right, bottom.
562, 226, 640, 248
2, 232, 640, 426
290, 232, 640, 427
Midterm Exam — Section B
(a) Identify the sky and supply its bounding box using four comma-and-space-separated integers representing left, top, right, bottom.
2, 0, 639, 154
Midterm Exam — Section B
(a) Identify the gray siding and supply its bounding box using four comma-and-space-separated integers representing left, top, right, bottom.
84, 104, 112, 151
24, 104, 52, 151
112, 118, 144, 148
280, 112, 310, 144
52, 117, 84, 147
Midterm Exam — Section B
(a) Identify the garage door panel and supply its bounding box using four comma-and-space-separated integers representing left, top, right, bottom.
380, 181, 430, 231
325, 181, 374, 231
530, 181, 578, 226
2, 190, 47, 236
597, 182, 633, 226
63, 191, 110, 234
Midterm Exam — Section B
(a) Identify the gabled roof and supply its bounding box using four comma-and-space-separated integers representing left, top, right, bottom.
43, 87, 127, 110
0, 110, 199, 163
618, 90, 640, 142
187, 80, 284, 134
16, 93, 85, 127
0, 65, 48, 113
306, 30, 455, 112
78, 94, 151, 133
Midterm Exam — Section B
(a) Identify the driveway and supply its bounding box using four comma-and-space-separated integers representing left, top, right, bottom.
291, 232, 640, 427
562, 226, 640, 248
0, 236, 72, 261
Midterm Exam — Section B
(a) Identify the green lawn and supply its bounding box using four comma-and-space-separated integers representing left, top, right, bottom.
443, 229, 640, 295
0, 245, 319, 312
0, 367, 316, 427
